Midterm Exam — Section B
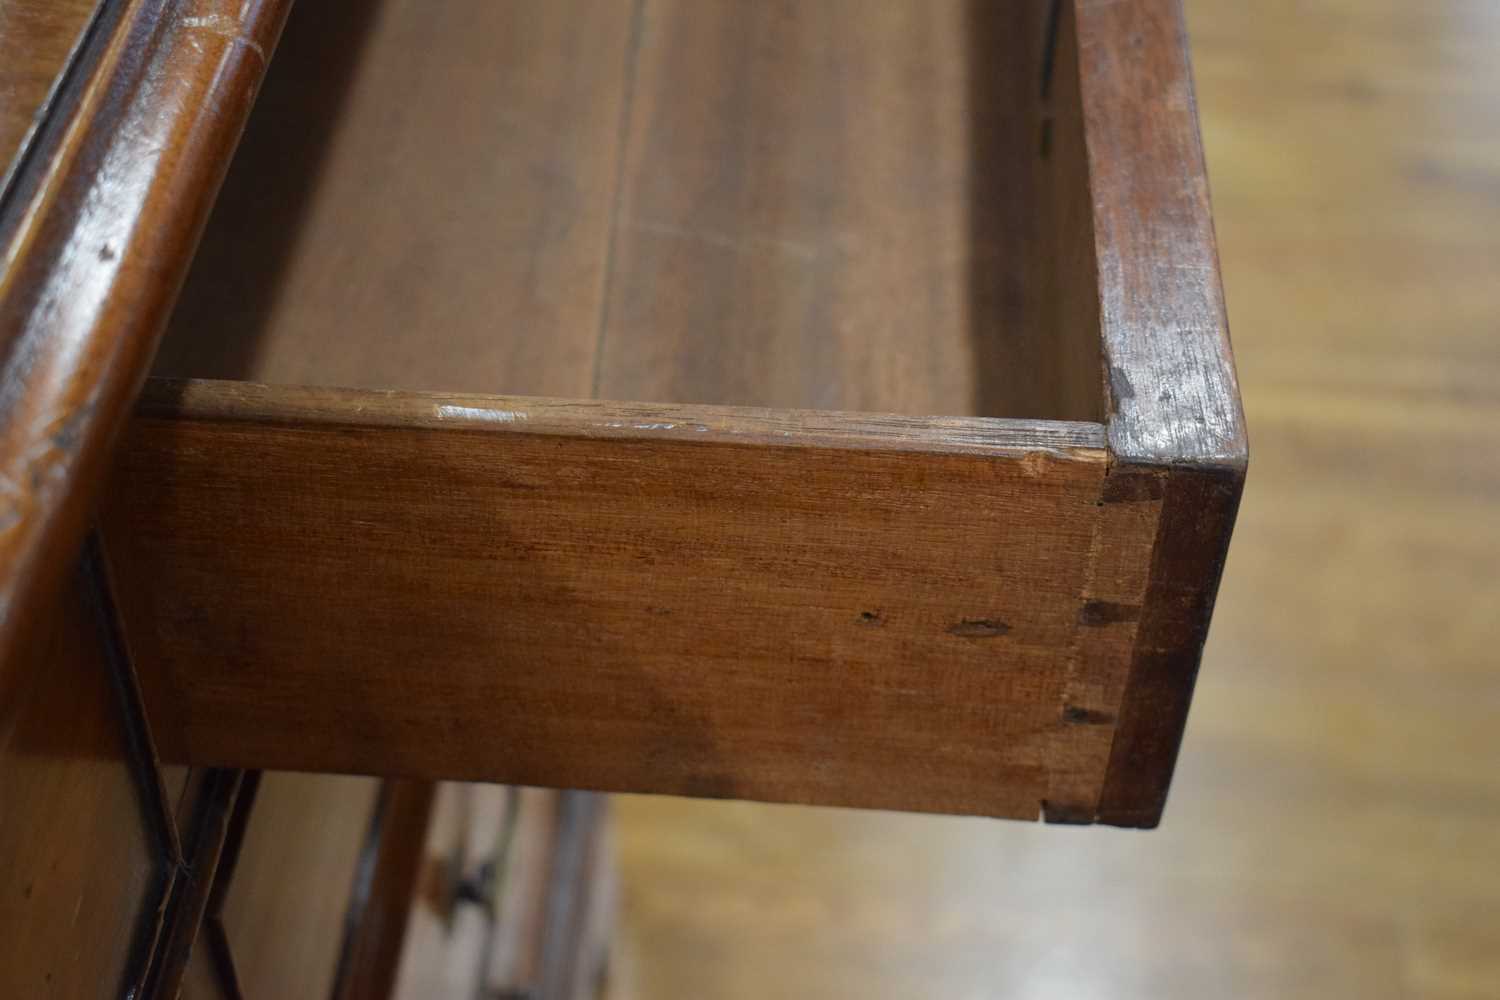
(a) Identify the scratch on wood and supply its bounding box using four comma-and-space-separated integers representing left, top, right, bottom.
627, 218, 825, 262
947, 619, 1010, 639
181, 14, 267, 62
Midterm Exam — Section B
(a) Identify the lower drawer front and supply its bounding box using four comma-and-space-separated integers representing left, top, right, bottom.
394, 785, 613, 1000
196, 775, 610, 1000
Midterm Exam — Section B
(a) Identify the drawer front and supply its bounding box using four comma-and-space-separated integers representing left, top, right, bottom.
0, 574, 166, 998
110, 385, 1118, 822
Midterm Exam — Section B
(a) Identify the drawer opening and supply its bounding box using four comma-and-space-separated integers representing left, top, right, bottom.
155, 0, 1103, 424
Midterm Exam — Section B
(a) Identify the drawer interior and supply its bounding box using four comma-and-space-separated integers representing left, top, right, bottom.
155, 0, 1101, 423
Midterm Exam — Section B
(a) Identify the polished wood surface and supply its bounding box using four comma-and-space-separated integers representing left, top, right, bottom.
0, 0, 291, 681
605, 0, 1500, 995
0, 575, 162, 999
106, 379, 1129, 820
0, 0, 98, 187
218, 772, 380, 1000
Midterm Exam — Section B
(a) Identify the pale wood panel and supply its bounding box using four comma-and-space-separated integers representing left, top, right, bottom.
102, 379, 1125, 820
597, 0, 1093, 419
219, 772, 380, 1000
604, 0, 1500, 995
154, 0, 637, 397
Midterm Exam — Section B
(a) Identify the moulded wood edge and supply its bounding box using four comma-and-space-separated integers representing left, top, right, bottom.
0, 0, 294, 684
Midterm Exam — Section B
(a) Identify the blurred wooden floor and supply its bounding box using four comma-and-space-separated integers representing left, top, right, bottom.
605, 2, 1500, 997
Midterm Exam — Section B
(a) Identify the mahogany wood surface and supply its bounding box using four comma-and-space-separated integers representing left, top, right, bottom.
0, 0, 292, 684
104, 378, 1131, 821
0, 572, 164, 998
593, 0, 1090, 418
1065, 0, 1247, 823
1074, 0, 1247, 466
0, 0, 99, 189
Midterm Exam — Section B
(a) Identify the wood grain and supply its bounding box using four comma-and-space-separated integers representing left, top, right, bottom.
595, 0, 1095, 419
1064, 0, 1246, 824
0, 0, 98, 191
1072, 0, 1247, 467
0, 0, 291, 684
1097, 464, 1241, 825
0, 573, 164, 999
154, 0, 637, 397
102, 378, 1135, 821
604, 0, 1500, 995
110, 0, 1241, 829
1031, 0, 1107, 425
156, 0, 1100, 423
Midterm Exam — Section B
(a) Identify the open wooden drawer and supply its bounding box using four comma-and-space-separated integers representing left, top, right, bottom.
91, 0, 1244, 829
